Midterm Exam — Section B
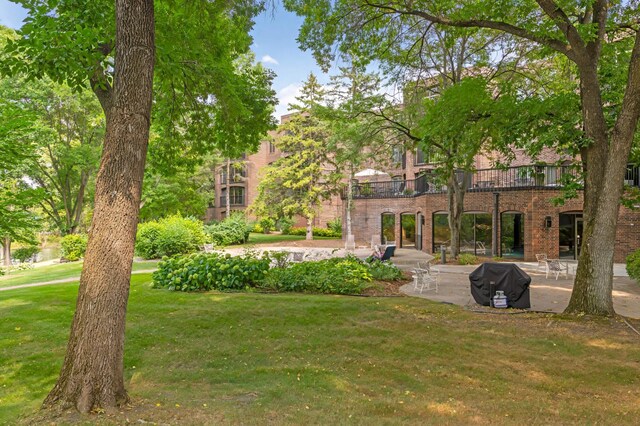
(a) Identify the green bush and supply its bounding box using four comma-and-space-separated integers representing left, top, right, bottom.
12, 246, 40, 263
259, 217, 275, 234
285, 227, 341, 238
327, 217, 342, 235
276, 217, 293, 234
60, 234, 88, 261
251, 223, 264, 233
205, 213, 251, 246
262, 256, 372, 294
153, 251, 270, 291
626, 249, 640, 282
365, 259, 404, 281
457, 253, 479, 265
135, 216, 206, 259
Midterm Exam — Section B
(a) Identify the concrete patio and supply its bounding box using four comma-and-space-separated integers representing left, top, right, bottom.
387, 248, 640, 319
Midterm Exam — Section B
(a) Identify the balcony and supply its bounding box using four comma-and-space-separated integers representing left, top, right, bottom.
343, 165, 640, 199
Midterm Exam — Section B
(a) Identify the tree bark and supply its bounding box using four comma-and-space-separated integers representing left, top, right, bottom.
566, 33, 640, 315
306, 216, 314, 240
226, 158, 231, 218
447, 171, 466, 259
2, 237, 11, 267
43, 0, 155, 413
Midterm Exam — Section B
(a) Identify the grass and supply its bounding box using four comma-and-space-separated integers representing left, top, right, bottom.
1, 278, 639, 424
0, 260, 159, 289
231, 232, 341, 246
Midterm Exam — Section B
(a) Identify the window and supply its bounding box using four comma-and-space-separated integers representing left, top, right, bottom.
269, 142, 276, 153
219, 187, 245, 206
415, 147, 425, 165
381, 213, 395, 244
220, 165, 247, 184
392, 146, 405, 166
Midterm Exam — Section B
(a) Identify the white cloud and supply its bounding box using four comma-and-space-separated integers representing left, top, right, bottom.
274, 83, 302, 119
261, 55, 279, 65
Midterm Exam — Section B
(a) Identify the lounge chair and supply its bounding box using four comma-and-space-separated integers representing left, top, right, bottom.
380, 245, 396, 261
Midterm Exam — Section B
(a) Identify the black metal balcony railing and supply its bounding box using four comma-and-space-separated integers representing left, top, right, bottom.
219, 195, 245, 206
345, 164, 640, 199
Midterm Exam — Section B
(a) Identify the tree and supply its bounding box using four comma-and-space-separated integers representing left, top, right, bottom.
2, 0, 274, 413
252, 74, 340, 239
417, 78, 494, 258
0, 95, 42, 265
322, 60, 386, 247
286, 0, 640, 316
0, 76, 104, 234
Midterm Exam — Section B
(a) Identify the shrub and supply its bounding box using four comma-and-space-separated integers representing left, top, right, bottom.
259, 217, 275, 234
276, 217, 293, 234
251, 223, 264, 233
205, 213, 251, 246
626, 249, 640, 282
262, 256, 372, 294
136, 216, 206, 259
60, 234, 88, 261
152, 251, 270, 291
12, 246, 40, 263
457, 253, 479, 265
327, 217, 342, 235
285, 227, 341, 238
366, 259, 404, 281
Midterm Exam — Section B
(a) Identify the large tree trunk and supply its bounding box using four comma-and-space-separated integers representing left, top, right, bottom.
447, 171, 465, 259
566, 38, 640, 315
43, 0, 155, 413
2, 237, 11, 267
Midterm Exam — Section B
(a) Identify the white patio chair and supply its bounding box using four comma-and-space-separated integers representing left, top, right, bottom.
417, 261, 440, 277
412, 268, 438, 293
545, 259, 569, 280
203, 243, 215, 253
536, 253, 547, 272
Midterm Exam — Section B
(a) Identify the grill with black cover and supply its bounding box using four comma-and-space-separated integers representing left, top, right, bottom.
469, 262, 531, 308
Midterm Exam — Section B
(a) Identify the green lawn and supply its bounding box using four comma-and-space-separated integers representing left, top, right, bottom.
1, 276, 639, 424
242, 232, 340, 245
0, 260, 159, 289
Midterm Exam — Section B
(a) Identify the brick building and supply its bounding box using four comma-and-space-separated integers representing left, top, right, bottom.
206, 114, 343, 226
346, 163, 640, 263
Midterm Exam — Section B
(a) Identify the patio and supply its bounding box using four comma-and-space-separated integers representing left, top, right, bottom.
388, 248, 640, 319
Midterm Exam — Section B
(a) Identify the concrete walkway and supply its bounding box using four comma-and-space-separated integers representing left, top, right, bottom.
388, 248, 640, 319
0, 269, 157, 292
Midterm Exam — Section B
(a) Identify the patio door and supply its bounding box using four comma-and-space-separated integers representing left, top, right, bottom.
559, 213, 583, 260
400, 214, 416, 248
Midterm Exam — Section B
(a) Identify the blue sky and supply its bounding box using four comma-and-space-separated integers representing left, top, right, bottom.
0, 0, 332, 120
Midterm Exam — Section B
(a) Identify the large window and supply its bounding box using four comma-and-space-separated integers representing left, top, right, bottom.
501, 212, 524, 259
432, 212, 492, 256
220, 187, 245, 206
381, 213, 395, 245
392, 146, 405, 167
400, 214, 416, 248
432, 213, 449, 253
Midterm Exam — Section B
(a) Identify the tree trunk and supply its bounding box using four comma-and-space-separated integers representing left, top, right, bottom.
566, 38, 640, 315
2, 237, 11, 267
43, 0, 155, 413
346, 167, 353, 237
306, 216, 314, 240
226, 158, 231, 218
447, 171, 465, 259
69, 171, 89, 234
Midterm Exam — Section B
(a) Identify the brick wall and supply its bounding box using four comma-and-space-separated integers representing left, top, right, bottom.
347, 189, 640, 263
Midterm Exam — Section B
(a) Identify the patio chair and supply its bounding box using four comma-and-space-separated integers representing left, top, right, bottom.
475, 241, 487, 255
545, 259, 569, 280
418, 261, 439, 276
412, 268, 438, 293
203, 243, 215, 253
380, 245, 396, 261
535, 253, 547, 272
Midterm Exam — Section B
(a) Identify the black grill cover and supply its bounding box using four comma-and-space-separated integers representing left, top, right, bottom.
469, 262, 531, 308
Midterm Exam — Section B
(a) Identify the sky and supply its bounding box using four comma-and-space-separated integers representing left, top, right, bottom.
0, 0, 333, 120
